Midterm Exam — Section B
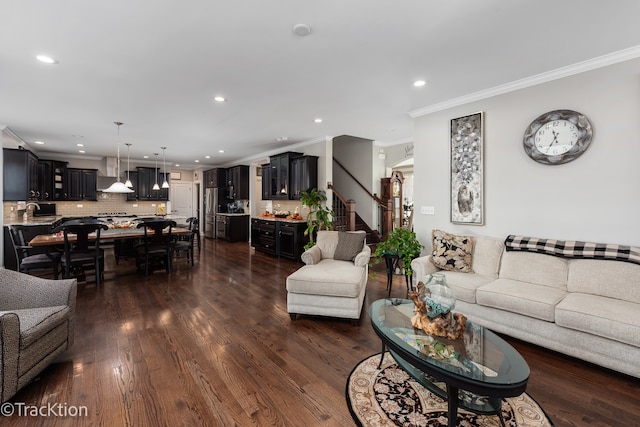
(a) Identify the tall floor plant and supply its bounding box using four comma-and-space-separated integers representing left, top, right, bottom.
299, 188, 334, 249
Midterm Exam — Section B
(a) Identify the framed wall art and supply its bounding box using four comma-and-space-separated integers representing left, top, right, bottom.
450, 112, 484, 225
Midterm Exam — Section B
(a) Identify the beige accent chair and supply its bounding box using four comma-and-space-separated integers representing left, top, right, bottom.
0, 268, 77, 402
286, 231, 370, 324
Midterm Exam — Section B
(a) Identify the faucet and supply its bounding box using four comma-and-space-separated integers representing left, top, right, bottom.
25, 202, 40, 211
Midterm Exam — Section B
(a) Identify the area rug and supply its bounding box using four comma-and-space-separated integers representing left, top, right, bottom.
346, 353, 553, 427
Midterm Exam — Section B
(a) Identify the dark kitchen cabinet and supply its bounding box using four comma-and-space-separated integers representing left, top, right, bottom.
278, 221, 307, 260
251, 218, 306, 260
136, 167, 169, 201
290, 155, 318, 200
204, 168, 226, 188
37, 160, 68, 201
227, 165, 249, 200
67, 168, 97, 201
217, 214, 249, 242
3, 148, 39, 201
261, 163, 271, 200
269, 152, 302, 200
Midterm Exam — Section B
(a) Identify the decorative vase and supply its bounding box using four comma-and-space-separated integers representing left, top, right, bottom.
420, 273, 456, 319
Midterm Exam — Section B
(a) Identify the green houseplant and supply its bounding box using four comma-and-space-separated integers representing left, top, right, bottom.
371, 227, 424, 277
299, 188, 334, 249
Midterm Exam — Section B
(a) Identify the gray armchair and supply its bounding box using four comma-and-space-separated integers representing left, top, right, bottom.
0, 268, 77, 402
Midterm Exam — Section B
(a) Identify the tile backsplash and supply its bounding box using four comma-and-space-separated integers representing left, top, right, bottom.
3, 193, 168, 223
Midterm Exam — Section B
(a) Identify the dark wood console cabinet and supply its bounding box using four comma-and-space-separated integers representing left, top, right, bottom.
251, 218, 306, 261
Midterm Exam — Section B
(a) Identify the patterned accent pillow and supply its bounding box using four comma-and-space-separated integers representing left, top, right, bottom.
333, 232, 366, 261
429, 229, 474, 273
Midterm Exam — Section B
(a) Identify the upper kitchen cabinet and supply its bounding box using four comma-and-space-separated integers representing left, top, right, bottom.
203, 168, 226, 188
67, 168, 98, 201
136, 167, 169, 201
3, 148, 39, 201
261, 163, 271, 200
227, 165, 249, 200
37, 160, 68, 201
269, 152, 302, 200
290, 155, 318, 200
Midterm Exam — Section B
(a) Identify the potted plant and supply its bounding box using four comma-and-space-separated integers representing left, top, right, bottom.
299, 188, 334, 249
371, 227, 424, 277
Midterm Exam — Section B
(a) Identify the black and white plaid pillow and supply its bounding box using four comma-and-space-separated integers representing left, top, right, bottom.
505, 235, 640, 266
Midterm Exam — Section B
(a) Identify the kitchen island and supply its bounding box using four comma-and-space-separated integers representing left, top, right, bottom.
251, 216, 307, 261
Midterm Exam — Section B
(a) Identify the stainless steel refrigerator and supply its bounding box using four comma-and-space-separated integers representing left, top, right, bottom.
204, 188, 220, 238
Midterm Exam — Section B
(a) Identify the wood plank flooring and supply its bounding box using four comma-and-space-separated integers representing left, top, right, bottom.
5, 238, 639, 426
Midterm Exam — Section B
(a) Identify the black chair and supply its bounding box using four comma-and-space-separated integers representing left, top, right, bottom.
53, 219, 109, 285
135, 219, 176, 276
172, 217, 197, 266
6, 225, 61, 279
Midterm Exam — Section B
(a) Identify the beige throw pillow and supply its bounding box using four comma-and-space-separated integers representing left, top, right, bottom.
430, 229, 474, 273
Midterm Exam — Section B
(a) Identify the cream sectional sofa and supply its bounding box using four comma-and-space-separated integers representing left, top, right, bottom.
411, 233, 640, 378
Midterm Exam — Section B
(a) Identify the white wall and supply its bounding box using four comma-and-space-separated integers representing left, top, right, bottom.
412, 57, 640, 251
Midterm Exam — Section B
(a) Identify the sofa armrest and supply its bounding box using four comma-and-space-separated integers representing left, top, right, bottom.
354, 245, 371, 268
0, 312, 20, 402
301, 245, 322, 265
411, 255, 440, 283
0, 268, 77, 311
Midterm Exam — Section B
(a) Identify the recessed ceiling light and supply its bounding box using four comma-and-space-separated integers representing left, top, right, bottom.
314, 118, 323, 123
34, 141, 45, 145
76, 143, 84, 147
292, 24, 312, 36
413, 80, 426, 87
143, 155, 149, 159
205, 155, 210, 159
276, 137, 288, 142
214, 96, 226, 102
219, 150, 224, 153
175, 164, 180, 167
78, 150, 86, 154
36, 55, 58, 64
195, 160, 200, 163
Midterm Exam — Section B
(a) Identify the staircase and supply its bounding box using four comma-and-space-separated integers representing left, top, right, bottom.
329, 183, 382, 244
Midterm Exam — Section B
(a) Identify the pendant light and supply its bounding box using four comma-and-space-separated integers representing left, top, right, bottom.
103, 122, 134, 193
152, 153, 160, 190
124, 143, 133, 187
161, 146, 169, 188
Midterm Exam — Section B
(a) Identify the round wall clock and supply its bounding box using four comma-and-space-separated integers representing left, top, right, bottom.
523, 109, 593, 165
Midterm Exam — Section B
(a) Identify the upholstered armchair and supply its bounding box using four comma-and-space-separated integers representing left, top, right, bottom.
0, 268, 77, 403
286, 230, 370, 324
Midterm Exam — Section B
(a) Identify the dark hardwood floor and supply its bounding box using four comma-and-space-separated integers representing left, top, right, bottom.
5, 238, 639, 426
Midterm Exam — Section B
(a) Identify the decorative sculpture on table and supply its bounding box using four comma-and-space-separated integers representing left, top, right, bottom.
408, 274, 467, 340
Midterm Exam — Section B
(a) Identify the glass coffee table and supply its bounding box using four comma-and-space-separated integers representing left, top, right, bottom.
369, 298, 530, 427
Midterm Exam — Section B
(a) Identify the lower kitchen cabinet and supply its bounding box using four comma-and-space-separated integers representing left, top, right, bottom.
251, 219, 306, 261
216, 214, 249, 242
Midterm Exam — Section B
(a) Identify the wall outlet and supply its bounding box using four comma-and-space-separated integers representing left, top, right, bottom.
420, 206, 435, 215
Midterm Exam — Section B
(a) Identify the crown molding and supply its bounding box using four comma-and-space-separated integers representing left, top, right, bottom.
409, 45, 640, 118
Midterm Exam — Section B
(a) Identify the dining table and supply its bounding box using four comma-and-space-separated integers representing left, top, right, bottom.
28, 225, 192, 247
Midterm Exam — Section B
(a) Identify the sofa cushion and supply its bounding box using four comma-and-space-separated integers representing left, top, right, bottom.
499, 251, 568, 289
286, 259, 366, 298
471, 236, 505, 278
315, 231, 340, 259
556, 293, 640, 347
475, 278, 567, 322
430, 230, 474, 273
334, 231, 366, 261
433, 271, 496, 304
567, 259, 640, 304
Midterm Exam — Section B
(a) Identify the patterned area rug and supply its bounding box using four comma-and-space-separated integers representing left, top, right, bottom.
346, 353, 553, 427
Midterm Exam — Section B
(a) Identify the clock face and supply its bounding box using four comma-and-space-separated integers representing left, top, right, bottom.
534, 119, 579, 156
523, 110, 593, 165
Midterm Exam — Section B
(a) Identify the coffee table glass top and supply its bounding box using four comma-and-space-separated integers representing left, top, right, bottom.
370, 298, 530, 392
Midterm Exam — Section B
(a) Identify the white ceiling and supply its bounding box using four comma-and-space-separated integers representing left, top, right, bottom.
2, 0, 640, 169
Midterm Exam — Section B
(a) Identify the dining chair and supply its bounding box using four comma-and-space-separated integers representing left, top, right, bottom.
135, 219, 176, 276
6, 225, 61, 279
187, 216, 201, 254
53, 219, 109, 285
172, 217, 197, 266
